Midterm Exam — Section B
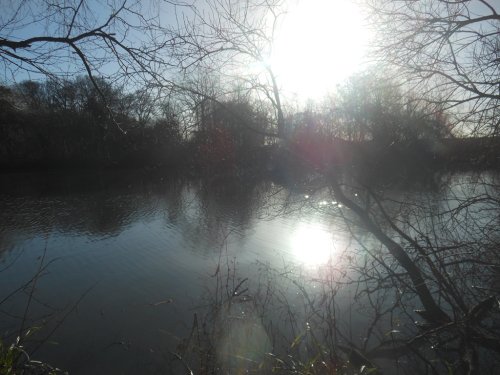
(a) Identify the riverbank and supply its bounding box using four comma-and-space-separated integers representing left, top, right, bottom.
2, 136, 499, 177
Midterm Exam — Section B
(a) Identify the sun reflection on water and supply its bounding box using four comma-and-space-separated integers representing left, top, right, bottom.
291, 223, 336, 266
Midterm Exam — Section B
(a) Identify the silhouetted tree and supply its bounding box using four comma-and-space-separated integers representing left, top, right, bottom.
335, 71, 451, 144
15, 80, 46, 111
0, 0, 182, 131
0, 76, 186, 167
367, 0, 500, 136
168, 0, 287, 138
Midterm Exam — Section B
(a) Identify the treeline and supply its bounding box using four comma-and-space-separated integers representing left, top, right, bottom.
0, 76, 279, 171
0, 73, 492, 173
0, 77, 185, 168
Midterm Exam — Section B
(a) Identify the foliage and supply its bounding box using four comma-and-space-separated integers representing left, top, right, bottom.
192, 98, 270, 168
0, 77, 185, 168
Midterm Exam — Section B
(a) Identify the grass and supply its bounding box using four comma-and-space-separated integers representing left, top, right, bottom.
165, 247, 379, 375
0, 333, 65, 375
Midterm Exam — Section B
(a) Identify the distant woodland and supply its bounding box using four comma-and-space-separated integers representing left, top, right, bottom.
1, 74, 497, 174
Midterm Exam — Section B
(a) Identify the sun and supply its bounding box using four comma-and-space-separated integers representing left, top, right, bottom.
271, 0, 372, 101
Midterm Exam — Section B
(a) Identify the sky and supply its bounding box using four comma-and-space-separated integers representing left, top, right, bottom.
0, 0, 373, 102
271, 0, 372, 101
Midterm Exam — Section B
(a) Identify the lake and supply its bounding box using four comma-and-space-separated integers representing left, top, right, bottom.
0, 169, 498, 374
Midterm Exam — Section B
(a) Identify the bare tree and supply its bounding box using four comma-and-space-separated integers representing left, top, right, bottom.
367, 0, 500, 136
1, 0, 181, 80
168, 0, 287, 138
0, 0, 183, 130
0, 0, 290, 137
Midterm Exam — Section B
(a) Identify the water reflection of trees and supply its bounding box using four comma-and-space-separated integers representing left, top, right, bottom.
0, 172, 270, 257
2, 168, 499, 373
310, 171, 500, 374
173, 178, 272, 253
0, 172, 156, 240
177, 170, 500, 375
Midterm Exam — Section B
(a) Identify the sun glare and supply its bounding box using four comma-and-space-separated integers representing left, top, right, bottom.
272, 0, 371, 100
291, 224, 336, 266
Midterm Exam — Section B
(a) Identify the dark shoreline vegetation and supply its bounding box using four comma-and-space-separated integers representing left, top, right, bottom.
1, 78, 499, 176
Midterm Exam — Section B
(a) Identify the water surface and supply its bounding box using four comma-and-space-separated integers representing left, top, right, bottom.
0, 169, 496, 374
0, 170, 352, 373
